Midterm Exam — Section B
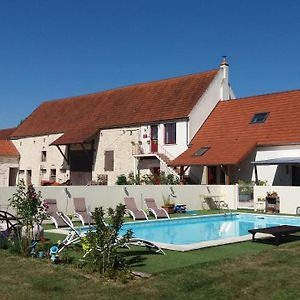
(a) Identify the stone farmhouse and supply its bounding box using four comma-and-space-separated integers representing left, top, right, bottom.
1, 58, 234, 186
171, 89, 300, 186
0, 128, 19, 186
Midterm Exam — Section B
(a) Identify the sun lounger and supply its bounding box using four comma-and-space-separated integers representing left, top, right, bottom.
124, 197, 148, 220
248, 225, 300, 245
44, 199, 71, 228
73, 197, 95, 225
144, 198, 170, 219
57, 212, 165, 255
56, 212, 86, 252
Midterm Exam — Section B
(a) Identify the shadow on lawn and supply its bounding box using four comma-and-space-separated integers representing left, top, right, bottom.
123, 249, 160, 268
253, 234, 300, 246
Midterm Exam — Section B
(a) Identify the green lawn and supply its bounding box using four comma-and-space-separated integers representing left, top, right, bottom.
2, 210, 300, 299
1, 236, 300, 299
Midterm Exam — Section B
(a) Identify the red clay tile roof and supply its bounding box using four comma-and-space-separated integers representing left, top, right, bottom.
0, 128, 19, 156
0, 140, 19, 156
0, 128, 16, 139
10, 70, 218, 143
171, 89, 300, 166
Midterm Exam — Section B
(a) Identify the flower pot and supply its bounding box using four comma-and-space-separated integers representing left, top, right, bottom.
161, 205, 174, 214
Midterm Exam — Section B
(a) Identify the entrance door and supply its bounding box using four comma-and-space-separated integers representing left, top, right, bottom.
207, 166, 217, 184
150, 125, 158, 153
70, 150, 93, 185
9, 168, 18, 186
292, 166, 300, 186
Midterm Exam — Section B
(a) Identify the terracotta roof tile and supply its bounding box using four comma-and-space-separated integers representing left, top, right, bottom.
10, 70, 218, 142
0, 128, 19, 156
0, 128, 16, 139
171, 89, 300, 166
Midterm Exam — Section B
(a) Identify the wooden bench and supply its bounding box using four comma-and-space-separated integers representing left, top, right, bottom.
248, 225, 300, 245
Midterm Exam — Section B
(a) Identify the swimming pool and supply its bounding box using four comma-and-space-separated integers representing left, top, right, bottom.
118, 213, 300, 251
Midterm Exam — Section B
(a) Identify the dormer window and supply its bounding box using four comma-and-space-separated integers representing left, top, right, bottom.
193, 147, 210, 156
250, 112, 269, 124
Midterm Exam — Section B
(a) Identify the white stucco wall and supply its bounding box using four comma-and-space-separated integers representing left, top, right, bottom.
0, 156, 19, 186
12, 134, 69, 186
188, 67, 234, 141
0, 184, 238, 215
232, 145, 300, 185
254, 185, 300, 215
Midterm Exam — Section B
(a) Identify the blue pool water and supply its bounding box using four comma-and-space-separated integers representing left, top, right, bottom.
116, 214, 300, 245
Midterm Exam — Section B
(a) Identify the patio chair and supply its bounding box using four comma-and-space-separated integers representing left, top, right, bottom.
144, 198, 170, 219
73, 197, 95, 225
124, 197, 148, 220
44, 199, 71, 228
56, 212, 165, 255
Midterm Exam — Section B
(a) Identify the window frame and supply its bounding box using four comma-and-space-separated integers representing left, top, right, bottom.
41, 151, 47, 162
164, 123, 176, 145
193, 147, 210, 157
250, 112, 269, 124
104, 150, 114, 171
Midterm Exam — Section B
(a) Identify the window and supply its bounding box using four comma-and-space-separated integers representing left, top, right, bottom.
164, 123, 176, 144
50, 169, 56, 181
41, 169, 47, 174
250, 112, 269, 124
41, 151, 47, 162
193, 147, 210, 156
104, 150, 114, 171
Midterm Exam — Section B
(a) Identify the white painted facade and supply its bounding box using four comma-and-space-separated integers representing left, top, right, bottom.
189, 62, 234, 140
232, 145, 300, 185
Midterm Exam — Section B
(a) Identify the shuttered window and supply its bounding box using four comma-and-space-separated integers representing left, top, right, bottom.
104, 150, 114, 171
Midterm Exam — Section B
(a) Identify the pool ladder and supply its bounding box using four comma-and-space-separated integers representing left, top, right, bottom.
219, 201, 233, 216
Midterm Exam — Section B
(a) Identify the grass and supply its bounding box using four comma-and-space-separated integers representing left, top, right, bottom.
2, 236, 300, 299
3, 210, 300, 299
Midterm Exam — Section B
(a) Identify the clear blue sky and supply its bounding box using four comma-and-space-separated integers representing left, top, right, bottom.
1, 0, 300, 129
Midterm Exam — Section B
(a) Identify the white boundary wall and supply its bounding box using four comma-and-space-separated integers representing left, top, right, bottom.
254, 185, 300, 215
0, 184, 238, 215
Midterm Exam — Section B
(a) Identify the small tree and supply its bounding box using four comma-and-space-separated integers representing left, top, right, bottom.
8, 180, 48, 256
83, 204, 132, 279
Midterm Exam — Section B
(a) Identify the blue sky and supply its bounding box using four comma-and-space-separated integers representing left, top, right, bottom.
1, 0, 300, 129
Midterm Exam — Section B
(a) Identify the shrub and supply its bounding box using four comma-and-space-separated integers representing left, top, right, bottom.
83, 204, 132, 279
8, 180, 48, 256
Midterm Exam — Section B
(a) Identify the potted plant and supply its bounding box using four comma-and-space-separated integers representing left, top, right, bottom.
161, 196, 175, 214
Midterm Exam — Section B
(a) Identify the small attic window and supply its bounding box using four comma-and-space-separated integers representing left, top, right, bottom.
193, 147, 210, 156
250, 112, 269, 124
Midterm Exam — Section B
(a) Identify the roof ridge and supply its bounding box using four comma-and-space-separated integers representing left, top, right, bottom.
41, 69, 218, 105
222, 88, 300, 104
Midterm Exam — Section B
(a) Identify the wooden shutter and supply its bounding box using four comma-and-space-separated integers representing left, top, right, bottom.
104, 150, 114, 171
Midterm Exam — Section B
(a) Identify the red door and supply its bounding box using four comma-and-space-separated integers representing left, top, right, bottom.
151, 125, 158, 152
